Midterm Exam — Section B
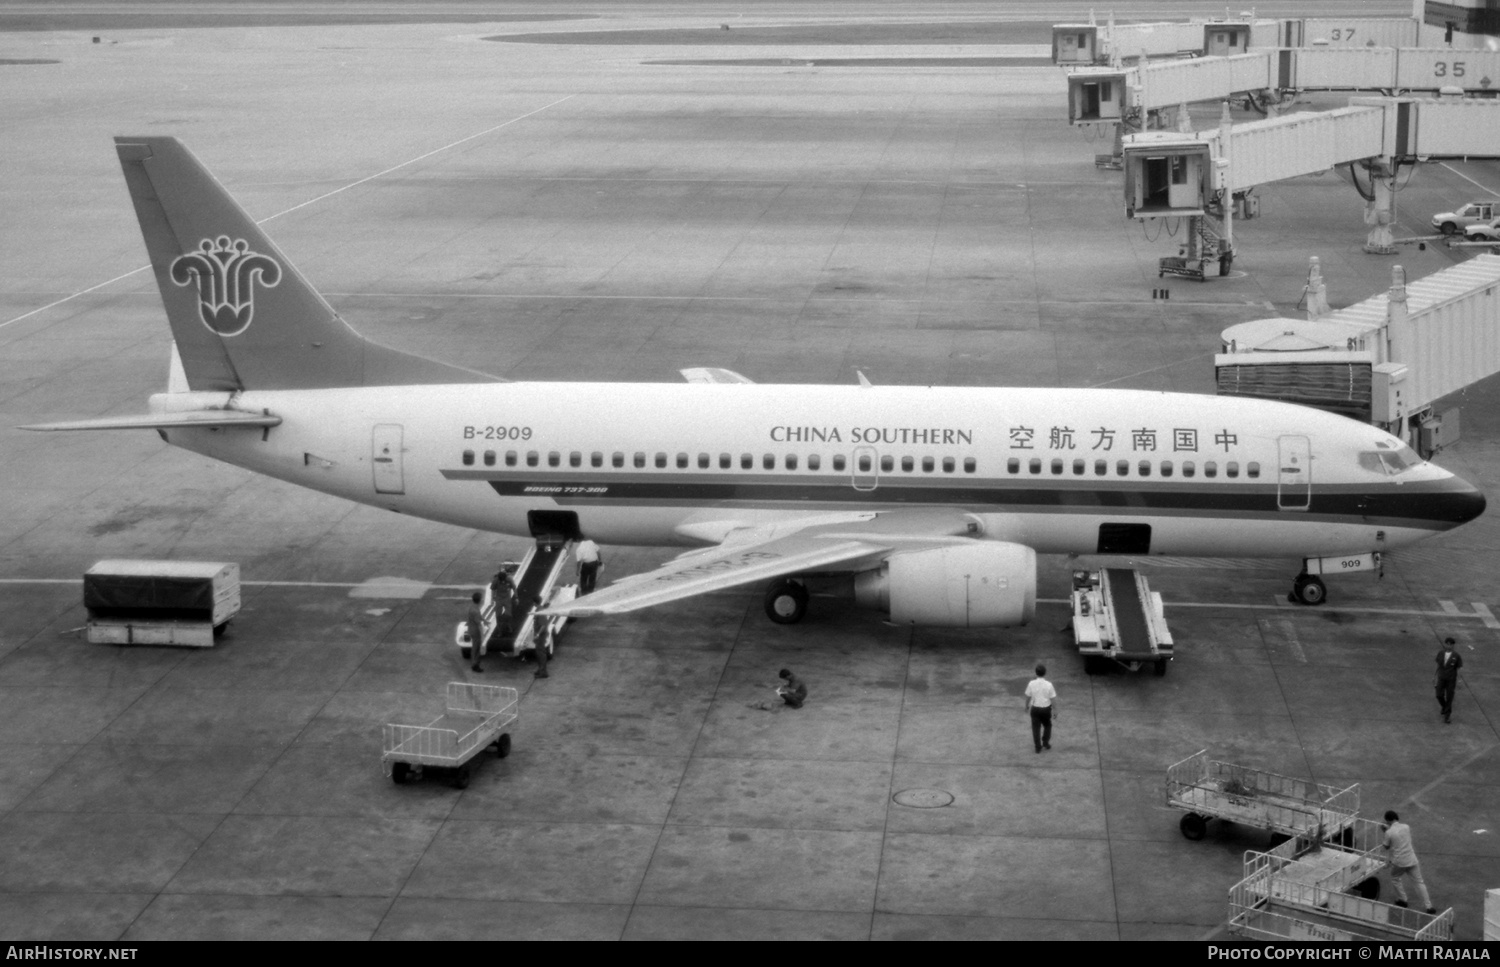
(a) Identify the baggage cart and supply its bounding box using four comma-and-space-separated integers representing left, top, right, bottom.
1228, 822, 1454, 941
382, 683, 517, 789
1167, 749, 1359, 843
84, 559, 240, 647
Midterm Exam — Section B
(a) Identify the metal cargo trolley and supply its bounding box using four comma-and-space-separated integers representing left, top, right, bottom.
1166, 749, 1360, 844
1228, 822, 1454, 941
382, 683, 517, 789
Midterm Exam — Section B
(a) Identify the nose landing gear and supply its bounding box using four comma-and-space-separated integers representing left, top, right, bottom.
1289, 572, 1326, 606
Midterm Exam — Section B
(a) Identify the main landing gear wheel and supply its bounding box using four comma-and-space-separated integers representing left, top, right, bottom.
1153, 659, 1168, 677
1289, 574, 1326, 606
764, 580, 808, 624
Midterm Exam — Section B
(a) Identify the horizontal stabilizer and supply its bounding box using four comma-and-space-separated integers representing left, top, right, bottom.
19, 411, 281, 432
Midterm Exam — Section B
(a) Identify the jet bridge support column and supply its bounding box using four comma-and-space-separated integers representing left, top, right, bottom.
1362, 160, 1398, 255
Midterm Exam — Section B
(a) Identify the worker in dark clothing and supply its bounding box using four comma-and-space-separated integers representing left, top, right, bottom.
467, 591, 485, 673
491, 569, 514, 641
1435, 637, 1463, 723
532, 596, 550, 679
777, 668, 806, 708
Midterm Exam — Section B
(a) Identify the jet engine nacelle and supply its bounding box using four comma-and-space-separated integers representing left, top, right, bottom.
853, 542, 1037, 627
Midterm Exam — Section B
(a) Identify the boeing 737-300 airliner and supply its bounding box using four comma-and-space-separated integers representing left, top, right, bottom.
20, 138, 1488, 628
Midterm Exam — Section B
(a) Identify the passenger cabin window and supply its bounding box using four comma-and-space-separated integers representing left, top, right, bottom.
948, 457, 959, 473
880, 455, 894, 472
569, 451, 581, 468
786, 454, 798, 470
548, 452, 560, 467
1095, 459, 1107, 476
901, 456, 914, 472
506, 451, 518, 467
1073, 459, 1086, 475
1051, 458, 1064, 475
483, 450, 495, 467
833, 454, 847, 472
634, 452, 646, 468
1181, 461, 1194, 478
1138, 460, 1151, 477
1116, 459, 1129, 476
720, 453, 731, 469
1008, 457, 1020, 474
591, 452, 603, 468
962, 457, 975, 473
527, 451, 539, 467
922, 456, 934, 473
809, 454, 821, 471
1226, 461, 1240, 478
1204, 461, 1218, 478
698, 453, 710, 469
612, 452, 624, 468
1159, 461, 1172, 477
1029, 458, 1042, 474
655, 453, 667, 469
677, 452, 689, 469
462, 450, 474, 466
1246, 461, 1260, 479
857, 454, 871, 472
763, 453, 775, 470
741, 453, 753, 470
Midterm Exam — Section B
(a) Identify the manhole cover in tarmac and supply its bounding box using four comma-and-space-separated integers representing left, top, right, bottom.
893, 788, 954, 808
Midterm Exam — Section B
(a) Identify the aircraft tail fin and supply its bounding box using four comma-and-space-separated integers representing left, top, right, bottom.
114, 137, 499, 392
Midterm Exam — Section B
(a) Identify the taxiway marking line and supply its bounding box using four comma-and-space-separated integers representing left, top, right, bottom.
1439, 162, 1499, 198
3, 578, 1493, 623
1400, 743, 1499, 812
0, 95, 577, 334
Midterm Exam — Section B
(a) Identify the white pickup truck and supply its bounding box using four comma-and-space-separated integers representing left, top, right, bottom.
1433, 200, 1499, 235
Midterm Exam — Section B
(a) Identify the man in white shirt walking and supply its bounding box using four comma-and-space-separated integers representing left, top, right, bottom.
1024, 664, 1057, 754
575, 538, 602, 595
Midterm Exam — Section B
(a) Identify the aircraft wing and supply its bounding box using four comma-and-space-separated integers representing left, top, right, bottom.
679, 367, 754, 384
543, 509, 979, 618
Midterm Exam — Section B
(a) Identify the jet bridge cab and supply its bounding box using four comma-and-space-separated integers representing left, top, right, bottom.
1067, 68, 1128, 123
1124, 139, 1212, 217
1052, 25, 1099, 66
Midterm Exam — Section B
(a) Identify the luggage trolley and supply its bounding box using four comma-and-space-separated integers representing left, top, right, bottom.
1166, 749, 1360, 845
1228, 820, 1454, 941
382, 683, 517, 789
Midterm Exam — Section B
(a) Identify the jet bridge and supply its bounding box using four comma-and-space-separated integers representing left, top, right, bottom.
1070, 47, 1500, 125
1215, 255, 1500, 453
1052, 15, 1421, 66
1123, 98, 1500, 267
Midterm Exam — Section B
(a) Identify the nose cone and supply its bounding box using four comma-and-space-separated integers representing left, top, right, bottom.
1433, 472, 1488, 526
1453, 477, 1488, 525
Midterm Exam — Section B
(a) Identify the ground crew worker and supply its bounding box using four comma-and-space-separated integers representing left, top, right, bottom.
466, 591, 485, 673
491, 569, 514, 642
532, 596, 550, 678
1024, 664, 1056, 753
1434, 637, 1463, 724
1381, 810, 1437, 914
576, 538, 602, 594
777, 668, 806, 708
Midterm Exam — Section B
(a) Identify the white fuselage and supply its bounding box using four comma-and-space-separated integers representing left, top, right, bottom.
155, 382, 1481, 559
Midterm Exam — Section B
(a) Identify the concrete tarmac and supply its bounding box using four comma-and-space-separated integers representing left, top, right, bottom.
2, 0, 1497, 941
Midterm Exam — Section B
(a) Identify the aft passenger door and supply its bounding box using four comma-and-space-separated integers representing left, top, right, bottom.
372, 423, 405, 495
1277, 435, 1311, 511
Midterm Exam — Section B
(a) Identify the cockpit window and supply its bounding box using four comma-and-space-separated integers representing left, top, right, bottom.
1361, 444, 1422, 476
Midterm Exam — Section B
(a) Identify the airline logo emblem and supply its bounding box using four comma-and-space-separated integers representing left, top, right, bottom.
169, 236, 282, 337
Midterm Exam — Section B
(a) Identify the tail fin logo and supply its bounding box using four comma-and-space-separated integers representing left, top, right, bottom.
169, 236, 282, 337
